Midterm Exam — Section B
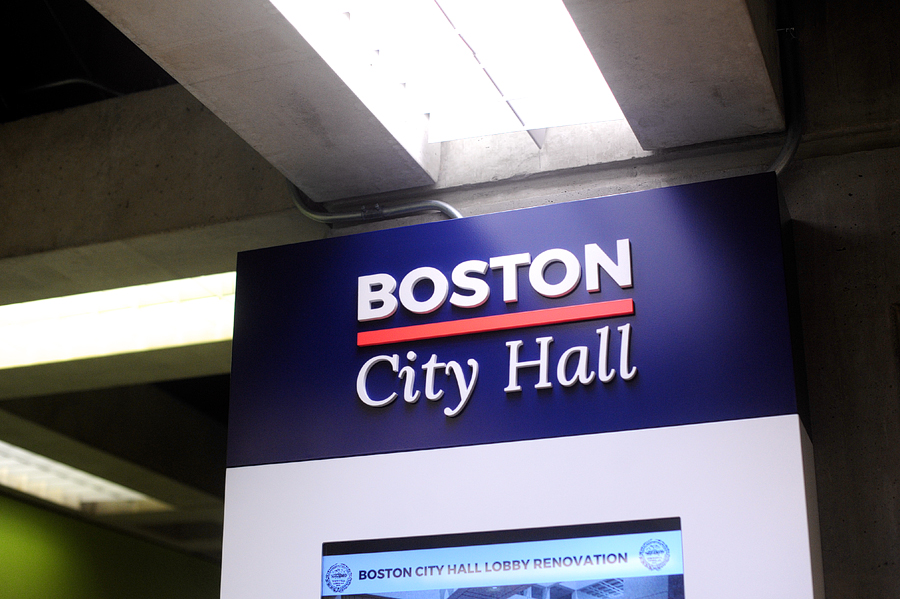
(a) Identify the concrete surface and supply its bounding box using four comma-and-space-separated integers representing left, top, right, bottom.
86, 0, 438, 201
782, 147, 900, 599
796, 0, 900, 144
0, 85, 327, 305
85, 0, 785, 199
565, 0, 784, 149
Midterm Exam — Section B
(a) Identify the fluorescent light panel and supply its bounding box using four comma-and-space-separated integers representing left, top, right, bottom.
0, 439, 171, 514
271, 0, 624, 142
0, 272, 236, 370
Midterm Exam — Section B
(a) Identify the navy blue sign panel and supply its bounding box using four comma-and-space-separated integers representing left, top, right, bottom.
228, 173, 799, 467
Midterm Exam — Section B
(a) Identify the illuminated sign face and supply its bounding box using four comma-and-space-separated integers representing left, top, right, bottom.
228, 172, 801, 467
321, 519, 685, 599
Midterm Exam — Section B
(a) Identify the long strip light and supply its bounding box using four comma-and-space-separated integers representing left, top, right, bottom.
0, 439, 171, 514
271, 0, 624, 143
0, 272, 236, 370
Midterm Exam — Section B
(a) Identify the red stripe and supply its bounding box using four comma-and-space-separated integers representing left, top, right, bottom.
357, 299, 634, 347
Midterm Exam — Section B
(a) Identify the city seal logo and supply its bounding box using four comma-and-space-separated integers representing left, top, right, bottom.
639, 539, 670, 571
325, 563, 353, 593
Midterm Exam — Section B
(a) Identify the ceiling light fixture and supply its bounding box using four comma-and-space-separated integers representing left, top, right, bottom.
0, 272, 236, 370
0, 439, 171, 514
270, 0, 624, 144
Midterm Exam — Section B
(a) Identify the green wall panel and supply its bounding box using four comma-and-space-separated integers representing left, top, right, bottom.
0, 493, 220, 599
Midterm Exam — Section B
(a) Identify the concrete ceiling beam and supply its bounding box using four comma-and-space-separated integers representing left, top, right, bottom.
85, 0, 438, 201
0, 86, 326, 305
0, 342, 232, 401
0, 86, 326, 393
565, 0, 784, 149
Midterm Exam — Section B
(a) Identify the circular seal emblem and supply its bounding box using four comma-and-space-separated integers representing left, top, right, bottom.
325, 563, 353, 593
639, 539, 670, 571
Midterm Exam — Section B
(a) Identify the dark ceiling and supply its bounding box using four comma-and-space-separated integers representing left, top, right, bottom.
0, 0, 230, 425
0, 0, 231, 425
0, 0, 229, 561
0, 0, 232, 402
0, 0, 175, 124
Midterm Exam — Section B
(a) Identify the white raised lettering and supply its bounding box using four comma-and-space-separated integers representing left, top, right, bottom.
557, 346, 596, 387
505, 337, 554, 392
399, 351, 420, 403
618, 323, 637, 380
443, 359, 479, 417
357, 354, 399, 407
450, 260, 490, 308
421, 354, 447, 400
530, 248, 582, 298
489, 253, 531, 303
585, 239, 633, 291
399, 267, 449, 314
358, 274, 398, 322
596, 326, 616, 383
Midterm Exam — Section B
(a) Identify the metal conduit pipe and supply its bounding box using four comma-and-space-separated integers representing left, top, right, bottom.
289, 181, 463, 224
770, 26, 803, 176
